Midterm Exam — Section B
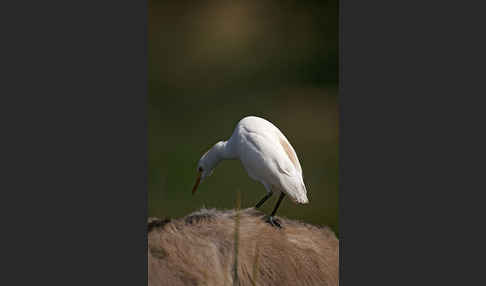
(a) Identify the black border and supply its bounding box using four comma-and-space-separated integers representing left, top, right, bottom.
3, 0, 147, 284
340, 0, 484, 284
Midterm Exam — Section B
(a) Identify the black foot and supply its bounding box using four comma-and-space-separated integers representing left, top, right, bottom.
265, 216, 282, 228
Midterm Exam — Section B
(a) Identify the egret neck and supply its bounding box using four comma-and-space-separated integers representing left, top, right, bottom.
199, 141, 236, 175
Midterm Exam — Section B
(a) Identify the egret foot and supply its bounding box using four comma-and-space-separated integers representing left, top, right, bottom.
265, 216, 282, 228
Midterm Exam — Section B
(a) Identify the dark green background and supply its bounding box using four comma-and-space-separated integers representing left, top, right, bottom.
148, 0, 339, 234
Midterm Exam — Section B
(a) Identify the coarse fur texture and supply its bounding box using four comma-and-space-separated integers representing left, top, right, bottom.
148, 208, 339, 286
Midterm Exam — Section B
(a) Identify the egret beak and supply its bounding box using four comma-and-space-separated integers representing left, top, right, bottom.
192, 170, 202, 195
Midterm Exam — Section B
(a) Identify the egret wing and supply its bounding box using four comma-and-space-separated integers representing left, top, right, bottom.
239, 124, 308, 203
275, 131, 303, 176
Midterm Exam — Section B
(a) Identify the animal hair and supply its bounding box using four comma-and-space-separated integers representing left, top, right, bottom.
148, 208, 339, 286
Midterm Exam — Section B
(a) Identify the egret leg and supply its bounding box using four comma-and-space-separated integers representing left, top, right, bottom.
266, 192, 286, 228
255, 191, 273, 208
271, 192, 285, 216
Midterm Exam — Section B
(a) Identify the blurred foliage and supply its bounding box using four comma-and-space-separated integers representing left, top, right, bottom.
148, 0, 339, 234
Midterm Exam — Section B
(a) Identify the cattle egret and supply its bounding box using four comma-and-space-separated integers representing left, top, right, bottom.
192, 116, 308, 228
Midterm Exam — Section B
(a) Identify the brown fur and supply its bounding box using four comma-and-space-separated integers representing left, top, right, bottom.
148, 208, 339, 286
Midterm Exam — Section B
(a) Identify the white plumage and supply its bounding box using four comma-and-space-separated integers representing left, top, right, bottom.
192, 116, 308, 227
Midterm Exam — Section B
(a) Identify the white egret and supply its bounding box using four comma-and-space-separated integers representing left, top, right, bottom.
192, 116, 308, 228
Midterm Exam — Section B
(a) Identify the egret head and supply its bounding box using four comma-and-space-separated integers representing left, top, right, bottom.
191, 148, 218, 195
